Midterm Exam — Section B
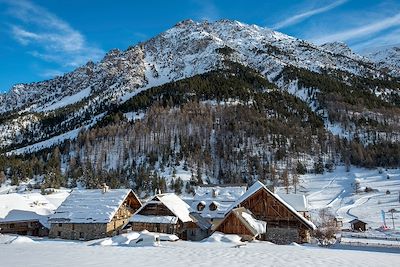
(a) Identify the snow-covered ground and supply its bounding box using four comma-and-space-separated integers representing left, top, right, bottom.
0, 233, 399, 267
299, 166, 400, 230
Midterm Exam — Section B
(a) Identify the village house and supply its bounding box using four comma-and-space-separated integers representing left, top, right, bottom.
215, 207, 266, 241
48, 187, 141, 240
0, 193, 55, 237
349, 219, 367, 232
130, 193, 211, 241
186, 184, 247, 228
227, 181, 316, 244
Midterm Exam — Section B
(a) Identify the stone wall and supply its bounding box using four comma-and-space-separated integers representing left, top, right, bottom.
49, 223, 107, 240
265, 227, 299, 244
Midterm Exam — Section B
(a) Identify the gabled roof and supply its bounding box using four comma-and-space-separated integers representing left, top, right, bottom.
131, 193, 193, 224
154, 193, 193, 222
349, 218, 367, 224
228, 181, 316, 230
225, 207, 267, 237
49, 189, 139, 224
0, 193, 57, 227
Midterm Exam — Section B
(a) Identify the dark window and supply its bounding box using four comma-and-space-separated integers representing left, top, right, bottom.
209, 202, 218, 211
197, 202, 205, 211
72, 224, 75, 231
58, 223, 62, 227
57, 231, 61, 237
79, 232, 84, 239
10, 223, 15, 228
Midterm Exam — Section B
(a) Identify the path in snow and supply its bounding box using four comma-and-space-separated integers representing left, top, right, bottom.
302, 167, 400, 229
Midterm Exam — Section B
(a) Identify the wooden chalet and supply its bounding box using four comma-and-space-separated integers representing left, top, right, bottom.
349, 219, 367, 232
215, 207, 266, 241
227, 181, 316, 244
0, 193, 55, 237
48, 188, 142, 240
130, 193, 211, 241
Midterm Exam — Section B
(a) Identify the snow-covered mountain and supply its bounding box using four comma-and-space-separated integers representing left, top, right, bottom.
363, 44, 400, 77
0, 19, 393, 114
0, 19, 399, 152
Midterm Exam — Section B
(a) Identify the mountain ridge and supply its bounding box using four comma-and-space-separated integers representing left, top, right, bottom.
0, 19, 399, 155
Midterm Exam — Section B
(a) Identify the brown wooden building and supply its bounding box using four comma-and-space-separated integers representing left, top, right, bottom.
0, 220, 48, 237
215, 207, 266, 241
0, 193, 56, 237
130, 193, 211, 241
349, 219, 367, 232
48, 188, 141, 240
227, 181, 316, 244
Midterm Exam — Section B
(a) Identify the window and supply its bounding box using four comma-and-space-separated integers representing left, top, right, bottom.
72, 224, 75, 231
58, 223, 62, 227
79, 232, 84, 239
209, 202, 218, 211
197, 202, 205, 211
57, 231, 61, 237
10, 223, 15, 229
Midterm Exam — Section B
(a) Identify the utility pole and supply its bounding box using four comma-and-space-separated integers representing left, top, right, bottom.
389, 208, 397, 230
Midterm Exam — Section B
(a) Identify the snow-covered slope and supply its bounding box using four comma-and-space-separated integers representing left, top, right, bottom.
0, 19, 390, 115
363, 44, 400, 77
0, 19, 399, 152
298, 166, 400, 229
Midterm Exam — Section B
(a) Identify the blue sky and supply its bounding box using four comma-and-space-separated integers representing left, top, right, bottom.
1, 0, 399, 92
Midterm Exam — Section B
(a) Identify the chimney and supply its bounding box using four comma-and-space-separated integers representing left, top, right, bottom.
212, 188, 218, 198
101, 183, 109, 194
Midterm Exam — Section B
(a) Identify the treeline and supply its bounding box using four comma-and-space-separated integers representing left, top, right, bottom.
1, 64, 399, 193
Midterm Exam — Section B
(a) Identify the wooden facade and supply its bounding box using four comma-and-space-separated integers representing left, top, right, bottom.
131, 194, 211, 241
236, 184, 314, 244
215, 208, 263, 241
49, 191, 141, 240
350, 219, 367, 232
0, 220, 48, 237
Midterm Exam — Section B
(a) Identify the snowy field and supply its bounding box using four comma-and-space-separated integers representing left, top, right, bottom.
295, 166, 400, 229
0, 234, 399, 267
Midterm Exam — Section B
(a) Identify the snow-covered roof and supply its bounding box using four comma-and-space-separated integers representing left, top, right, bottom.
131, 193, 194, 224
218, 207, 266, 237
154, 193, 193, 223
276, 193, 308, 212
49, 189, 134, 223
228, 181, 316, 230
188, 184, 247, 219
130, 214, 178, 224
0, 193, 57, 228
193, 185, 247, 202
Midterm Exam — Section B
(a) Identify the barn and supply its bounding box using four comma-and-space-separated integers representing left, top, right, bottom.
130, 193, 211, 241
228, 181, 316, 244
349, 219, 367, 232
0, 193, 56, 237
48, 188, 141, 240
215, 207, 266, 241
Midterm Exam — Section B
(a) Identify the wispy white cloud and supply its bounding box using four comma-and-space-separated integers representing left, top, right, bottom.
193, 0, 220, 21
312, 12, 400, 44
272, 0, 347, 30
4, 0, 104, 77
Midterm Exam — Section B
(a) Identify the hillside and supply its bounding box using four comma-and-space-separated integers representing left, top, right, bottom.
0, 19, 399, 192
